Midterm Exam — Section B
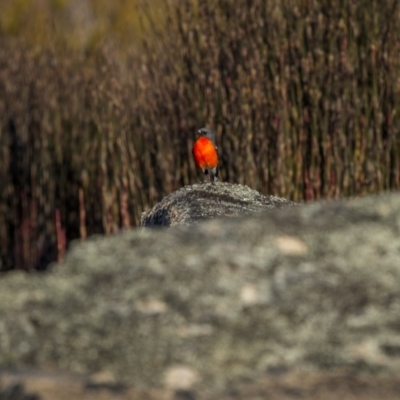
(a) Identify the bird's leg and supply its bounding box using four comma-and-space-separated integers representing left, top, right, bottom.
209, 167, 218, 184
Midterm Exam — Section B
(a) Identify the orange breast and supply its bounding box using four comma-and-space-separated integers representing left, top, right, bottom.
192, 137, 218, 169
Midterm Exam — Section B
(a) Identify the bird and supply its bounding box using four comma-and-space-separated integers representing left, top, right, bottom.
192, 127, 219, 183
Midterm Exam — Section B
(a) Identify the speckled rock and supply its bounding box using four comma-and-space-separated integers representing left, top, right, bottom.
1, 192, 400, 398
140, 182, 297, 226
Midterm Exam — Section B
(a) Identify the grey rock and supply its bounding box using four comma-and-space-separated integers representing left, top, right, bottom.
140, 182, 297, 226
1, 192, 400, 397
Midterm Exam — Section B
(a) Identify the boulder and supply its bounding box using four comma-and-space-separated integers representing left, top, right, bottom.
1, 191, 400, 399
140, 182, 297, 226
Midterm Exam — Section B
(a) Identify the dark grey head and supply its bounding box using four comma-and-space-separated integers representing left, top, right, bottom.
195, 127, 216, 144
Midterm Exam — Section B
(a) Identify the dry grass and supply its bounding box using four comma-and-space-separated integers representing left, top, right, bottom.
1, 0, 400, 270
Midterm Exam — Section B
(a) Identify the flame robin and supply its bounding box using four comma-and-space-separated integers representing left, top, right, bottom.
192, 127, 219, 183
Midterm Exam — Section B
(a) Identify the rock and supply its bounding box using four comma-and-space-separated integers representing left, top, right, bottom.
140, 182, 297, 226
2, 369, 400, 400
1, 192, 400, 399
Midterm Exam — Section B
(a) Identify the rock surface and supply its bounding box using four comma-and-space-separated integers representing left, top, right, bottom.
140, 182, 297, 226
1, 191, 400, 399
2, 369, 400, 400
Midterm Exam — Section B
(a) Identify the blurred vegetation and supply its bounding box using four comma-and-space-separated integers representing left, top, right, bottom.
1, 0, 400, 271
0, 0, 166, 49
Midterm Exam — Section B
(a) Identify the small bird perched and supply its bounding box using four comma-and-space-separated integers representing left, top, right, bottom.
192, 127, 219, 183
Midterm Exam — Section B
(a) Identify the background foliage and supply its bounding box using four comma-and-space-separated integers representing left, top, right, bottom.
1, 0, 400, 270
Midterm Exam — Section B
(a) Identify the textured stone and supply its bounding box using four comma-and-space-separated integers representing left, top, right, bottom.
140, 182, 297, 226
1, 192, 400, 398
